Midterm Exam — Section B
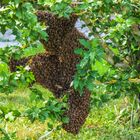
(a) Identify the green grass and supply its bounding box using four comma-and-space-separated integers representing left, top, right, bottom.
0, 85, 140, 140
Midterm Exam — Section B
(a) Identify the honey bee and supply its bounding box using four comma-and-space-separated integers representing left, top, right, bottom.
9, 11, 90, 134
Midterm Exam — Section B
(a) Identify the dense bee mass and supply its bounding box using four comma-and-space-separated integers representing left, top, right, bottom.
63, 89, 90, 134
9, 11, 90, 134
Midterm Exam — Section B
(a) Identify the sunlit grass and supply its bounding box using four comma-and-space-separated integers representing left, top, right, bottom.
1, 86, 140, 139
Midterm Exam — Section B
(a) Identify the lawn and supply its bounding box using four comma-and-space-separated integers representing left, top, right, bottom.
0, 84, 140, 140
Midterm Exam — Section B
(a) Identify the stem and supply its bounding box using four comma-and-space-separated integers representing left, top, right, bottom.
130, 95, 136, 129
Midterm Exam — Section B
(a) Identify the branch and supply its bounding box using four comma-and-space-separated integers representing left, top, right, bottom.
94, 78, 140, 86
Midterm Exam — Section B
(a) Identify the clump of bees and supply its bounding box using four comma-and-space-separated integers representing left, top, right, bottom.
9, 11, 90, 134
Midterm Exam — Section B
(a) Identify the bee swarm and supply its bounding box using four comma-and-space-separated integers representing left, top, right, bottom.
9, 11, 90, 134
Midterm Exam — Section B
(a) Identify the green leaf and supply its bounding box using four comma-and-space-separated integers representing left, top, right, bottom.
73, 77, 79, 90
62, 117, 69, 124
80, 58, 89, 68
79, 39, 91, 48
74, 48, 84, 55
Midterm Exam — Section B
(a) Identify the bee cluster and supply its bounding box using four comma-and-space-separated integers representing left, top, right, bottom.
9, 11, 90, 134
63, 89, 90, 134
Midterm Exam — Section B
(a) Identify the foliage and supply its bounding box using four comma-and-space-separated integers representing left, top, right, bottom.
0, 86, 68, 138
25, 87, 68, 124
72, 0, 140, 97
0, 0, 140, 138
0, 63, 35, 93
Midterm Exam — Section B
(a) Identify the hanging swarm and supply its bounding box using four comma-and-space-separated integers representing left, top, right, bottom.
63, 89, 90, 134
9, 11, 91, 134
10, 53, 63, 97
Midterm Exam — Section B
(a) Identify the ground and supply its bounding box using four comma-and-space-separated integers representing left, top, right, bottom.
0, 84, 140, 140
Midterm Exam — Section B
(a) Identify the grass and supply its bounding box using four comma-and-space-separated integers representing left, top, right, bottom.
0, 85, 140, 140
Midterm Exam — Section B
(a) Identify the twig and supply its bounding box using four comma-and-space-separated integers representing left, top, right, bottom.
72, 2, 84, 5
38, 128, 56, 140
